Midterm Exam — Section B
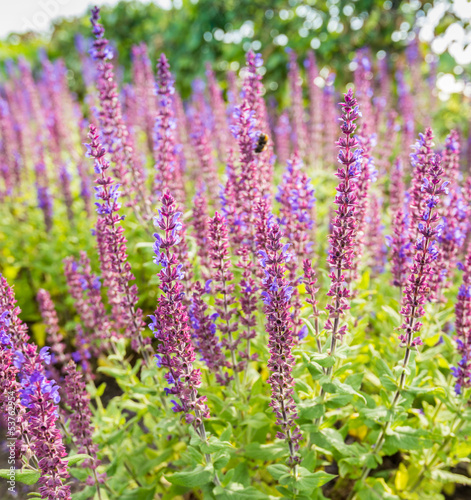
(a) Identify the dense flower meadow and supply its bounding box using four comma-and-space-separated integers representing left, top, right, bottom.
0, 5, 471, 500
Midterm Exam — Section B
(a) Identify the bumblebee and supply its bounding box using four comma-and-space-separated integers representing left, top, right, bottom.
254, 133, 268, 153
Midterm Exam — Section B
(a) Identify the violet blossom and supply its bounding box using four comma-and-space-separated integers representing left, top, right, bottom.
190, 281, 230, 385
16, 344, 71, 500
387, 210, 411, 292
324, 89, 362, 345
398, 154, 448, 353
276, 152, 316, 338
208, 212, 241, 383
287, 49, 307, 159
205, 62, 230, 162
153, 53, 184, 202
87, 124, 148, 353
89, 7, 147, 213
150, 191, 210, 428
63, 252, 113, 354
37, 289, 69, 369
452, 245, 471, 394
259, 222, 302, 467
0, 274, 30, 350
63, 360, 105, 487
305, 51, 323, 166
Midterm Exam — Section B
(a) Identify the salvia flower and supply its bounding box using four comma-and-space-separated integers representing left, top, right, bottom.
274, 110, 291, 166
87, 125, 148, 353
232, 101, 260, 243
37, 289, 69, 370
399, 153, 448, 351
63, 360, 105, 486
305, 51, 323, 166
431, 186, 467, 301
276, 152, 316, 338
325, 89, 362, 342
389, 158, 405, 214
205, 62, 230, 162
190, 281, 230, 385
89, 7, 147, 213
350, 124, 377, 278
258, 223, 302, 466
442, 129, 460, 186
34, 158, 53, 233
0, 315, 19, 415
386, 210, 411, 292
151, 191, 210, 427
18, 344, 71, 500
453, 245, 471, 394
302, 259, 321, 351
63, 252, 113, 354
287, 49, 307, 159
220, 150, 243, 247
191, 186, 211, 276
408, 128, 435, 244
365, 193, 388, 276
236, 245, 259, 366
189, 109, 219, 196
0, 274, 30, 350
153, 53, 184, 202
208, 212, 241, 378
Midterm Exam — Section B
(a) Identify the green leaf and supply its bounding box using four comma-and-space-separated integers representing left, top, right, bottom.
294, 468, 336, 491
200, 436, 233, 454
241, 412, 272, 429
119, 487, 157, 500
72, 486, 97, 500
167, 465, 214, 487
310, 429, 352, 457
97, 366, 128, 378
332, 379, 366, 403
381, 305, 401, 324
220, 423, 232, 442
298, 402, 324, 420
379, 375, 397, 391
267, 464, 290, 481
0, 469, 40, 485
311, 352, 336, 368
384, 426, 433, 452
431, 469, 471, 485
67, 454, 93, 467
213, 485, 268, 499
245, 442, 287, 461
374, 356, 394, 379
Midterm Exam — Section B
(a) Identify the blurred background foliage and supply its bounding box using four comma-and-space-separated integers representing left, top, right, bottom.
0, 0, 468, 101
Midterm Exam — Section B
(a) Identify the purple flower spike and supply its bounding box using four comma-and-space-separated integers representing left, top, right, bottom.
64, 360, 106, 486
408, 128, 435, 245
87, 124, 148, 354
325, 89, 362, 342
190, 281, 230, 385
151, 191, 210, 428
208, 213, 241, 380
288, 50, 307, 159
0, 274, 30, 350
18, 344, 71, 499
89, 7, 147, 212
276, 152, 316, 338
37, 289, 69, 373
453, 246, 471, 394
399, 153, 448, 351
153, 53, 185, 203
388, 210, 411, 292
259, 223, 302, 467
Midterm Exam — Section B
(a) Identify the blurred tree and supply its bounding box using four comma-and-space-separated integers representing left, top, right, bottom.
0, 0, 468, 105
